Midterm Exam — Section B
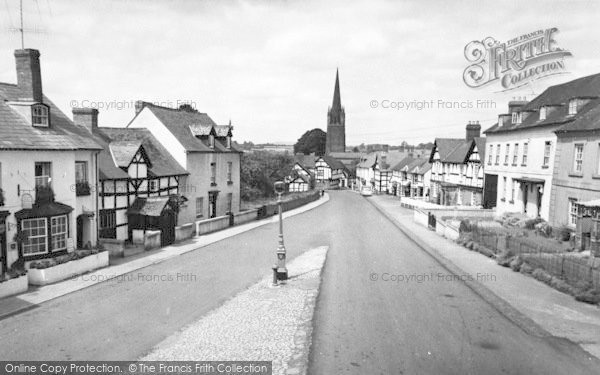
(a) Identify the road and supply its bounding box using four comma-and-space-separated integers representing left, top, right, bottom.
0, 191, 598, 374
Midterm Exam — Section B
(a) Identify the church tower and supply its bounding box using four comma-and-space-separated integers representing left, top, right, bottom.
326, 69, 346, 154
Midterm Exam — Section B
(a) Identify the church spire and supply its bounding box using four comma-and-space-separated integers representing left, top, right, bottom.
332, 68, 341, 112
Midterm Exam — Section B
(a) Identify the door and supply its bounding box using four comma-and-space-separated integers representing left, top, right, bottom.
523, 184, 528, 213
537, 186, 543, 217
209, 192, 218, 218
483, 174, 498, 209
76, 215, 84, 249
159, 209, 176, 246
0, 219, 6, 274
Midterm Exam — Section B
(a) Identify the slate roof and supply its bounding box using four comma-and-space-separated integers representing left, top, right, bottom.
486, 73, 600, 134
391, 156, 415, 171
0, 83, 102, 151
94, 127, 188, 180
131, 103, 241, 154
407, 158, 432, 174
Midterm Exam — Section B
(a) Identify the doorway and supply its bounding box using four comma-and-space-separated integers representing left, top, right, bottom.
209, 192, 218, 218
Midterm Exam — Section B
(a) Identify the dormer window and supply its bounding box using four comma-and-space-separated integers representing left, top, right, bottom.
539, 106, 547, 121
512, 112, 521, 125
568, 99, 577, 115
226, 136, 231, 149
209, 134, 215, 148
32, 104, 49, 127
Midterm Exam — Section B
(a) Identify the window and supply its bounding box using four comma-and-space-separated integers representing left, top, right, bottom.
149, 179, 158, 192
227, 162, 233, 183
568, 99, 577, 115
512, 143, 519, 165
51, 215, 67, 251
569, 198, 578, 227
502, 177, 507, 201
209, 135, 215, 148
210, 162, 217, 185
226, 136, 231, 149
22, 218, 47, 255
75, 161, 88, 183
504, 144, 510, 165
227, 193, 233, 213
512, 112, 518, 124
99, 209, 116, 239
495, 144, 500, 165
35, 162, 52, 187
543, 141, 551, 167
573, 144, 584, 172
522, 143, 528, 165
196, 197, 204, 218
539, 106, 547, 121
32, 104, 49, 127
597, 144, 600, 174
488, 144, 493, 165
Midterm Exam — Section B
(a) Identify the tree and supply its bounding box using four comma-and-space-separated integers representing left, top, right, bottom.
240, 151, 294, 201
294, 128, 326, 156
352, 146, 360, 152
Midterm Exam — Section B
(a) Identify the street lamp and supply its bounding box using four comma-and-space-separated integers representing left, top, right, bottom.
274, 181, 288, 282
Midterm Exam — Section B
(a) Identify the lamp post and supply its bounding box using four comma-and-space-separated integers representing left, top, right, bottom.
274, 181, 288, 282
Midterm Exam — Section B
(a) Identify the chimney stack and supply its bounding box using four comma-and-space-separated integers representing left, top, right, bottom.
73, 108, 99, 133
508, 96, 528, 113
14, 49, 43, 102
466, 121, 481, 141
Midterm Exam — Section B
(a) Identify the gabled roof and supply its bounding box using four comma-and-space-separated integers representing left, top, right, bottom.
109, 141, 144, 168
430, 137, 484, 164
407, 158, 432, 174
294, 154, 317, 169
128, 196, 172, 216
131, 103, 241, 154
0, 83, 102, 151
95, 127, 188, 180
319, 155, 347, 170
486, 73, 600, 134
391, 156, 415, 171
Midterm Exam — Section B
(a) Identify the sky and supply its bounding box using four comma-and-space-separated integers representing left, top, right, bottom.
1, 0, 599, 145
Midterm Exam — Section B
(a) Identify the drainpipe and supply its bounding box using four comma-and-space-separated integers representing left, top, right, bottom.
94, 151, 100, 247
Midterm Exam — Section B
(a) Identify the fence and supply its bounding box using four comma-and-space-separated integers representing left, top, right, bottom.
468, 226, 600, 289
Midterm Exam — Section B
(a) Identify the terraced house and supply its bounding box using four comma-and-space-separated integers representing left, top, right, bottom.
390, 157, 432, 198
0, 49, 102, 274
127, 102, 241, 224
484, 74, 600, 221
429, 122, 485, 206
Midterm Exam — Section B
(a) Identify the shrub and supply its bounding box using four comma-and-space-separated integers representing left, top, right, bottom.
557, 226, 572, 242
575, 289, 600, 305
520, 262, 534, 274
459, 220, 474, 233
496, 250, 515, 267
525, 218, 544, 230
532, 268, 553, 284
509, 256, 523, 272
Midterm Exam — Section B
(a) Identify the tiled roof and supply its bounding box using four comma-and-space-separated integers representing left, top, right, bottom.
407, 158, 432, 174
127, 196, 170, 216
97, 127, 188, 179
320, 155, 346, 170
486, 73, 600, 134
294, 154, 317, 169
109, 141, 143, 167
0, 83, 102, 150
133, 103, 241, 153
391, 156, 414, 171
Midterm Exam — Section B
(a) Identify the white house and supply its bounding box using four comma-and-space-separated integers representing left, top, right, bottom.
127, 102, 242, 224
0, 49, 102, 274
391, 157, 432, 198
429, 123, 485, 206
484, 75, 600, 220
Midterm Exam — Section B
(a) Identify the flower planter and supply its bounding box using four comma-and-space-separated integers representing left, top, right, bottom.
0, 274, 28, 299
28, 251, 109, 286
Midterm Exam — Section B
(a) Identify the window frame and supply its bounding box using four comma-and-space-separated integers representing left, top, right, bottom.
196, 197, 204, 218
543, 141, 552, 167
568, 198, 578, 227
495, 144, 500, 165
51, 215, 68, 252
34, 161, 52, 188
573, 144, 584, 173
539, 106, 547, 121
21, 217, 48, 256
31, 103, 50, 127
568, 99, 577, 115
75, 161, 88, 183
512, 143, 519, 166
522, 143, 528, 166
504, 143, 510, 165
210, 162, 217, 185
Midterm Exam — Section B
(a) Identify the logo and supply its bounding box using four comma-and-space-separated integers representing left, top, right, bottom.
463, 28, 572, 91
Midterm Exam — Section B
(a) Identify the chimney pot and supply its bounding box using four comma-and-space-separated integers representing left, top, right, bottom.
14, 49, 43, 102
135, 100, 146, 115
466, 121, 481, 141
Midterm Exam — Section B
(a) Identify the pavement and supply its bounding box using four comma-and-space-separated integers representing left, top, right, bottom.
367, 193, 600, 360
308, 191, 600, 375
0, 194, 329, 320
143, 246, 328, 375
